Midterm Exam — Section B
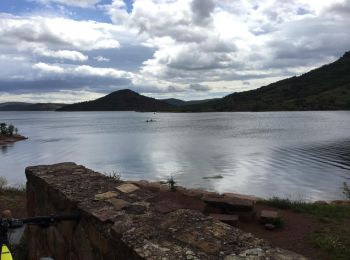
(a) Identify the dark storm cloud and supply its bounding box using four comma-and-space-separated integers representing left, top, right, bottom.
189, 83, 210, 91
191, 0, 215, 25
0, 76, 131, 93
86, 45, 155, 72
327, 1, 350, 16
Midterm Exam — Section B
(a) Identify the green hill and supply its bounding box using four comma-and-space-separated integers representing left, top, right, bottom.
181, 51, 350, 112
0, 102, 65, 111
161, 98, 219, 106
58, 89, 175, 112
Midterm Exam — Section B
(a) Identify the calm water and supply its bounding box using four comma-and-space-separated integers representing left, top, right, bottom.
1, 111, 350, 200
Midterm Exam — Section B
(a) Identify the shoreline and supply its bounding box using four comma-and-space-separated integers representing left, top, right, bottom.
0, 134, 27, 146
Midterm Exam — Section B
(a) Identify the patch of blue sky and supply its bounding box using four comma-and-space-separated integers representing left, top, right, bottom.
0, 0, 113, 23
0, 0, 39, 14
123, 0, 133, 13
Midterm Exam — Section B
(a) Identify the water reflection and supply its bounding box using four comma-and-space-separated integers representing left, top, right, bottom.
1, 145, 9, 154
0, 111, 350, 200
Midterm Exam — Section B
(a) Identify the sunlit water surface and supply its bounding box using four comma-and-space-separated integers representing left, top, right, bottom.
1, 111, 350, 200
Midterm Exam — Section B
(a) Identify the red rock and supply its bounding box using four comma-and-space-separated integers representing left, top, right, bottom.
202, 196, 254, 212
210, 214, 239, 227
260, 210, 279, 224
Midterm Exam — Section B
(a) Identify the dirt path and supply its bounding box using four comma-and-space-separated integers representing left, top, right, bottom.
239, 204, 330, 259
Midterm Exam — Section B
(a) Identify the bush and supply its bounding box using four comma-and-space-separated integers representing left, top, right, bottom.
166, 176, 176, 191
0, 122, 18, 136
7, 124, 15, 136
0, 176, 8, 192
261, 197, 350, 219
107, 171, 122, 181
0, 123, 7, 135
343, 182, 350, 199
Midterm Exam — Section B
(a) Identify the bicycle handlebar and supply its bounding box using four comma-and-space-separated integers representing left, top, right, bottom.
1, 213, 81, 229
21, 213, 81, 225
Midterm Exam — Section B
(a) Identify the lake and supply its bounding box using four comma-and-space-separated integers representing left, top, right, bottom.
1, 111, 350, 200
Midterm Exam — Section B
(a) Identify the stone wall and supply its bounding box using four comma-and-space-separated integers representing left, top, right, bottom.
26, 163, 307, 260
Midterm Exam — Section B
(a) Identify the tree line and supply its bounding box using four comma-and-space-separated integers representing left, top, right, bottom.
0, 123, 18, 136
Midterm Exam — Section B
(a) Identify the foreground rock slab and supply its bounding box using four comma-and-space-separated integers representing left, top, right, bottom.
26, 162, 307, 260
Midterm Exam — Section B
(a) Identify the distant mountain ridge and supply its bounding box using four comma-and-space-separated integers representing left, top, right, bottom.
2, 51, 350, 112
160, 98, 219, 106
57, 89, 175, 112
0, 102, 65, 111
180, 51, 350, 111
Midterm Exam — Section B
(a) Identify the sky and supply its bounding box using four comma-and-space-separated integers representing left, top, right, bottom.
0, 0, 349, 103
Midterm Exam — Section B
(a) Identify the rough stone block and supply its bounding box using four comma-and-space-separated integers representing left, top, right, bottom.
25, 163, 306, 260
202, 196, 254, 213
210, 214, 239, 227
94, 191, 119, 200
260, 210, 279, 224
264, 223, 276, 231
116, 183, 140, 193
107, 198, 130, 210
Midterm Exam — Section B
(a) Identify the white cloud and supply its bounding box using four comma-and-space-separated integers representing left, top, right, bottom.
33, 62, 65, 74
34, 48, 88, 61
104, 0, 350, 93
32, 62, 133, 79
73, 65, 133, 78
1, 0, 350, 102
0, 14, 121, 51
93, 56, 110, 62
0, 90, 104, 104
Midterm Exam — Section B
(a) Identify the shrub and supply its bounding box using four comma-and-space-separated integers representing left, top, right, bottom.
0, 176, 8, 192
343, 182, 350, 199
0, 123, 7, 135
0, 123, 18, 136
166, 176, 176, 191
7, 124, 15, 136
107, 171, 122, 181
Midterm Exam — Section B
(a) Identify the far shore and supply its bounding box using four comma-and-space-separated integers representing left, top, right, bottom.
0, 134, 27, 146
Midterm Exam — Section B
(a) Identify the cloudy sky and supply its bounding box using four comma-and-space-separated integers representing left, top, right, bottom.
0, 0, 349, 103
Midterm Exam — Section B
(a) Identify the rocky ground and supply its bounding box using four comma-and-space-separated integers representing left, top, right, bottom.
0, 134, 27, 145
1, 166, 349, 259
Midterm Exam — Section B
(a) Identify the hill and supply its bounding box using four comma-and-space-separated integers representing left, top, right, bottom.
182, 51, 350, 111
161, 98, 219, 106
0, 102, 65, 111
160, 98, 188, 106
58, 89, 175, 112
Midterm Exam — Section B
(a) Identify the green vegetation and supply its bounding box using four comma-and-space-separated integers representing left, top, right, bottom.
0, 177, 26, 196
179, 51, 350, 112
343, 182, 350, 199
107, 171, 122, 182
202, 175, 224, 179
0, 176, 26, 196
0, 102, 65, 111
0, 122, 18, 136
261, 196, 350, 259
261, 197, 350, 220
311, 223, 350, 260
166, 176, 176, 192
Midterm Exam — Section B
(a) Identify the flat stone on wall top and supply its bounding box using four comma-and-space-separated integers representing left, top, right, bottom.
25, 163, 307, 260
